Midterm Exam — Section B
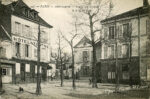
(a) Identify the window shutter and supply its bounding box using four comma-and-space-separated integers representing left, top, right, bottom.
29, 45, 32, 58
146, 41, 150, 55
116, 26, 119, 38
12, 21, 15, 34
12, 42, 16, 57
104, 28, 108, 39
129, 23, 132, 37
19, 24, 22, 35
146, 20, 150, 35
119, 25, 123, 37
22, 24, 25, 37
118, 45, 122, 58
21, 44, 25, 58
35, 65, 37, 73
6, 68, 9, 75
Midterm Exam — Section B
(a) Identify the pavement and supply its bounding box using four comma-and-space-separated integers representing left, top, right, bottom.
0, 80, 148, 99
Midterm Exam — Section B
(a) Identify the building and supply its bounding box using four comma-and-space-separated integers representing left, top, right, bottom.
74, 36, 93, 78
96, 0, 150, 84
0, 0, 53, 83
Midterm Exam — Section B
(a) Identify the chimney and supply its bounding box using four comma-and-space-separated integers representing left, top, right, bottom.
143, 0, 149, 6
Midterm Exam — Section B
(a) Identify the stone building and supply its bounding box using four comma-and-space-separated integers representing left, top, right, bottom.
0, 0, 53, 83
74, 36, 93, 78
96, 0, 150, 84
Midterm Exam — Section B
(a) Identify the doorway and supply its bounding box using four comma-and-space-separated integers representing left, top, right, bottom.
21, 63, 25, 81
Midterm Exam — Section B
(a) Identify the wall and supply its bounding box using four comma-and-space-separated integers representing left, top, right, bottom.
11, 15, 51, 62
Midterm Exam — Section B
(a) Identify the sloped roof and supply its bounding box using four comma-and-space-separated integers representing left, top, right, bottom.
0, 25, 11, 40
101, 6, 150, 23
6, 0, 53, 28
74, 36, 92, 48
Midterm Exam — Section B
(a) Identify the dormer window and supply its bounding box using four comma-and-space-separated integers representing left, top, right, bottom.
34, 12, 37, 19
22, 8, 25, 14
25, 8, 28, 16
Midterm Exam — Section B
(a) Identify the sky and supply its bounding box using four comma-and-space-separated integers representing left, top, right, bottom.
2, 0, 149, 52
25, 0, 148, 53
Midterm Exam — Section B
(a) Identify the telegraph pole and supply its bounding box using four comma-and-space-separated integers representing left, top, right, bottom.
36, 19, 42, 95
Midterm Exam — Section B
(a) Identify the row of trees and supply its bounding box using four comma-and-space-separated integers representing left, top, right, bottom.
0, 0, 114, 95
53, 0, 113, 89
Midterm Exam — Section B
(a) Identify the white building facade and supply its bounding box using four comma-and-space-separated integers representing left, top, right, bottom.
96, 0, 150, 84
0, 0, 52, 83
74, 36, 93, 78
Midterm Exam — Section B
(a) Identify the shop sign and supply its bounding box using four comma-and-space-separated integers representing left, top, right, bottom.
12, 36, 48, 48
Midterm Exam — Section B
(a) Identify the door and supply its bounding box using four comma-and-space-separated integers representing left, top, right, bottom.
21, 63, 25, 81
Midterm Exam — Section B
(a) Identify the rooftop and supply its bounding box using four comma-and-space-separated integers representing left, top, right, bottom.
101, 6, 150, 23
5, 0, 53, 28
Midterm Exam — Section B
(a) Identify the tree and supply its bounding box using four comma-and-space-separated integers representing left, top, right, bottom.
51, 32, 70, 87
36, 20, 42, 95
60, 19, 79, 89
72, 0, 113, 88
56, 31, 66, 87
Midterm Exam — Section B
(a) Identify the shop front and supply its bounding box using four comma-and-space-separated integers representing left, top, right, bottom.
0, 59, 15, 84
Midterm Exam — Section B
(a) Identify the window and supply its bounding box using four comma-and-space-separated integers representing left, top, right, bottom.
41, 48, 46, 60
108, 72, 111, 79
146, 41, 150, 55
118, 25, 123, 37
25, 25, 30, 37
104, 28, 108, 39
112, 72, 116, 79
83, 51, 89, 62
0, 47, 6, 57
15, 42, 20, 57
104, 46, 108, 59
41, 31, 48, 43
123, 23, 129, 37
25, 8, 28, 16
2, 69, 6, 75
25, 44, 29, 57
122, 64, 129, 80
108, 72, 115, 79
34, 13, 37, 19
122, 44, 129, 58
109, 45, 114, 58
147, 68, 150, 80
118, 45, 122, 58
146, 20, 150, 35
16, 63, 20, 74
109, 26, 115, 39
34, 48, 37, 57
25, 64, 30, 72
15, 22, 21, 35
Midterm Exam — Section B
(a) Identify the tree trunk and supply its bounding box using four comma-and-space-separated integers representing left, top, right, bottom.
60, 58, 63, 87
89, 15, 97, 88
71, 44, 76, 89
36, 22, 42, 95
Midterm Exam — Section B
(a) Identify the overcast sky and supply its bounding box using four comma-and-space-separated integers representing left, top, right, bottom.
24, 0, 149, 52
3, 0, 149, 52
